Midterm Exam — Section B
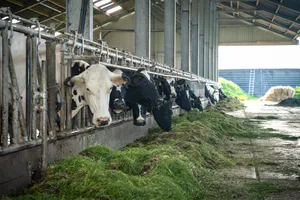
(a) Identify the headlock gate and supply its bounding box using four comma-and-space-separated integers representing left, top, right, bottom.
0, 11, 219, 195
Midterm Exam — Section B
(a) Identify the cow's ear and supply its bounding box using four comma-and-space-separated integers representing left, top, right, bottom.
71, 75, 85, 85
110, 73, 130, 86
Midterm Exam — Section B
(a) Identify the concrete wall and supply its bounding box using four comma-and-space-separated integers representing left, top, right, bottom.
219, 69, 300, 97
0, 107, 180, 196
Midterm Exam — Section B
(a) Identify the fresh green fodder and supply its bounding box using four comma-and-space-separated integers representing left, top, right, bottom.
219, 77, 257, 101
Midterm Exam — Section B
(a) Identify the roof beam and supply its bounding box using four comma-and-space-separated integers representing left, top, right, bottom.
7, 0, 50, 17
240, 1, 300, 27
219, 3, 297, 40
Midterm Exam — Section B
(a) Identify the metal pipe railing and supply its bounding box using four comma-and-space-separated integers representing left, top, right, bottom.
31, 36, 38, 140
1, 28, 9, 147
41, 60, 48, 174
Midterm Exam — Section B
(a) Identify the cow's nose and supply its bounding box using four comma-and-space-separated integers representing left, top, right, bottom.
96, 117, 110, 126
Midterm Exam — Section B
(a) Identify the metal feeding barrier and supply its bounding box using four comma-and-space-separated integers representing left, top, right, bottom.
0, 10, 219, 159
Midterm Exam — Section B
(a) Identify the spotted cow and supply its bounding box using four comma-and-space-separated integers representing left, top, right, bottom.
64, 62, 129, 126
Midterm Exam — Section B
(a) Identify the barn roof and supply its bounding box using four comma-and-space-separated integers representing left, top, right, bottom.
0, 0, 299, 42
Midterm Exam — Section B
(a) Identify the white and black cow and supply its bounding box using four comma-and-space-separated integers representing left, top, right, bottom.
64, 61, 129, 126
123, 68, 163, 126
205, 84, 217, 105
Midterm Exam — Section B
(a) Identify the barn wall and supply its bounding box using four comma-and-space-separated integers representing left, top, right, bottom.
219, 69, 300, 97
95, 14, 182, 69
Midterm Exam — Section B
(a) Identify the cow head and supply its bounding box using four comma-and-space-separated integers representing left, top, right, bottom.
175, 79, 192, 111
166, 78, 177, 99
109, 69, 128, 114
65, 63, 129, 127
205, 84, 216, 105
153, 77, 172, 101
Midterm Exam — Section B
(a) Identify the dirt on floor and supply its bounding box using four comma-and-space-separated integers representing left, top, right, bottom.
223, 100, 300, 200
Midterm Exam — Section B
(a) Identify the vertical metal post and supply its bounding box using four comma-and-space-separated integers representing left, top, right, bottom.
164, 0, 176, 68
41, 60, 48, 174
211, 0, 216, 81
46, 39, 57, 138
204, 0, 210, 79
66, 60, 72, 130
191, 0, 199, 75
60, 43, 66, 131
181, 0, 191, 72
209, 0, 214, 80
198, 0, 205, 77
31, 36, 37, 140
215, 2, 219, 81
135, 0, 151, 59
26, 36, 32, 141
1, 28, 9, 147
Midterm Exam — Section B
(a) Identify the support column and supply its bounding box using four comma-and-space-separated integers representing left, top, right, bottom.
198, 0, 205, 77
135, 0, 151, 58
164, 0, 176, 68
191, 0, 199, 75
204, 0, 210, 78
209, 0, 214, 80
181, 0, 191, 72
215, 3, 219, 81
66, 0, 93, 39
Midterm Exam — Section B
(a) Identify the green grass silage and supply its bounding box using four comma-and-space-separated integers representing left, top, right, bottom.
294, 87, 300, 98
6, 99, 298, 200
219, 77, 257, 101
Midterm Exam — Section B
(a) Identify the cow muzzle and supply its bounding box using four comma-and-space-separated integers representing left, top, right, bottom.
113, 99, 126, 110
95, 117, 110, 126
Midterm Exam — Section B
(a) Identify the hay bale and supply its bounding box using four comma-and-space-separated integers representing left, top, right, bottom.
261, 86, 295, 102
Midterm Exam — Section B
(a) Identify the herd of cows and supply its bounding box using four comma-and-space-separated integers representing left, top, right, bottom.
59, 60, 228, 132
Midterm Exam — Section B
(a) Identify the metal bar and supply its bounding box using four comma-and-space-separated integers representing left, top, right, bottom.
46, 39, 57, 138
181, 0, 190, 72
8, 43, 18, 144
134, 0, 150, 59
40, 2, 62, 13
191, 0, 199, 75
8, 50, 28, 142
26, 36, 32, 141
31, 36, 37, 140
66, 60, 72, 130
41, 60, 48, 174
14, 0, 49, 14
60, 43, 66, 131
1, 28, 9, 147
0, 20, 56, 40
209, 0, 214, 80
164, 0, 176, 68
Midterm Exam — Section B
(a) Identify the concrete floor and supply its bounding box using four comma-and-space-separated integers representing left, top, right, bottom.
223, 101, 300, 199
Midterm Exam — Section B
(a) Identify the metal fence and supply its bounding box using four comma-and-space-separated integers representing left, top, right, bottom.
0, 13, 219, 164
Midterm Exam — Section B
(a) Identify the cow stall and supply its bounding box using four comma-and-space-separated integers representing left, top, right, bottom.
0, 13, 220, 195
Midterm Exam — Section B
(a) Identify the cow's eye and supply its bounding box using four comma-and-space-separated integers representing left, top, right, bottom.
87, 88, 90, 91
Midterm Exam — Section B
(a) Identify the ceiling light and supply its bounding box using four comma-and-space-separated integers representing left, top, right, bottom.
55, 32, 61, 36
101, 2, 114, 9
2, 16, 9, 20
106, 5, 122, 14
34, 27, 44, 31
12, 19, 20, 24
94, 0, 111, 7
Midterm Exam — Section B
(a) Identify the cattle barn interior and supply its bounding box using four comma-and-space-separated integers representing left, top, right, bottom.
0, 0, 300, 198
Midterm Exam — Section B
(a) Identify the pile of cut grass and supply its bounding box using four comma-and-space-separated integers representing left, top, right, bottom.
219, 77, 257, 101
294, 87, 300, 98
6, 100, 297, 200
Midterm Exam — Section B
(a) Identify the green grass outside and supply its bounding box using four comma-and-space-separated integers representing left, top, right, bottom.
219, 77, 257, 101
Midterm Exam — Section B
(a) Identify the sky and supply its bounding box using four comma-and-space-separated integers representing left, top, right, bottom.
218, 45, 300, 69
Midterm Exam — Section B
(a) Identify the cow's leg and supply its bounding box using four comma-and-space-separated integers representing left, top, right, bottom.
132, 104, 146, 126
